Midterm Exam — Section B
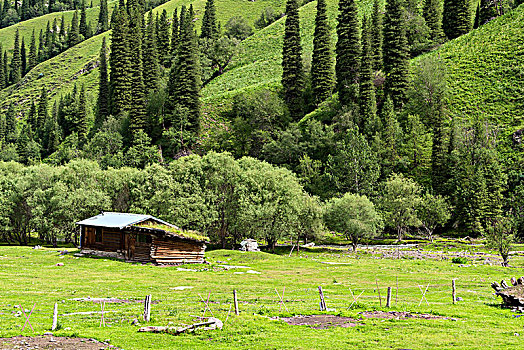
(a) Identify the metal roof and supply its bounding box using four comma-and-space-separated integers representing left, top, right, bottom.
76, 212, 173, 229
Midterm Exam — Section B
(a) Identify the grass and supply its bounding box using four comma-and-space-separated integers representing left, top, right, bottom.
0, 243, 523, 349
135, 222, 209, 241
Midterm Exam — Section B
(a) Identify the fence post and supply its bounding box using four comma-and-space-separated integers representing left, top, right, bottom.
52, 303, 58, 331
375, 279, 382, 307
318, 286, 327, 311
386, 287, 392, 308
452, 279, 456, 304
144, 295, 152, 322
233, 290, 239, 316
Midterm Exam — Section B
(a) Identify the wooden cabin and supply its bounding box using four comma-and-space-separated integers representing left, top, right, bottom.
76, 212, 207, 264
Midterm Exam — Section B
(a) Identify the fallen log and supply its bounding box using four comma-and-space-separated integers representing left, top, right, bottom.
138, 317, 223, 335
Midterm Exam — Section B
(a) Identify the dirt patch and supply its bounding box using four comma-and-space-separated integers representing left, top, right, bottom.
71, 297, 161, 304
360, 311, 452, 320
279, 315, 363, 329
0, 336, 119, 350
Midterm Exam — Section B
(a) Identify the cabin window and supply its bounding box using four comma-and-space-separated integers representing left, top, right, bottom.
138, 234, 152, 244
95, 228, 102, 243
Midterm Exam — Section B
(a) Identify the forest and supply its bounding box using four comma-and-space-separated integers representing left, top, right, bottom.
0, 0, 523, 248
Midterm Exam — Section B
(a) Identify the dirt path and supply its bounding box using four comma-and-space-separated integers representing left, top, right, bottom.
0, 336, 119, 350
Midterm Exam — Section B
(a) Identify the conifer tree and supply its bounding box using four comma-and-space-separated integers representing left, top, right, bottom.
79, 2, 88, 38
0, 45, 4, 89
17, 124, 33, 164
0, 113, 5, 143
5, 104, 16, 138
360, 16, 379, 138
28, 101, 37, 130
157, 9, 171, 66
281, 0, 304, 120
3, 51, 8, 88
311, 0, 334, 105
166, 5, 201, 132
68, 10, 80, 47
77, 85, 88, 143
423, 0, 444, 42
43, 102, 60, 155
98, 0, 109, 33
109, 6, 131, 116
379, 95, 401, 175
443, 0, 471, 39
59, 15, 66, 41
171, 8, 179, 55
143, 11, 159, 90
479, 0, 499, 25
11, 29, 22, 84
127, 5, 147, 138
383, 0, 409, 109
335, 0, 360, 107
28, 30, 37, 71
201, 0, 218, 40
371, 0, 383, 72
37, 30, 45, 62
95, 37, 109, 131
474, 3, 480, 29
20, 37, 27, 75
37, 86, 48, 140
21, 0, 29, 20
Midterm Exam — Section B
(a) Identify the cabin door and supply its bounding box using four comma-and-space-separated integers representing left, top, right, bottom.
128, 234, 136, 260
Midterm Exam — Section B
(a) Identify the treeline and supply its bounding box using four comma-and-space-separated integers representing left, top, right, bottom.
1, 0, 86, 28
0, 154, 322, 248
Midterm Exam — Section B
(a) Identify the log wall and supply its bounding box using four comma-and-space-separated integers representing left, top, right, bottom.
151, 237, 206, 264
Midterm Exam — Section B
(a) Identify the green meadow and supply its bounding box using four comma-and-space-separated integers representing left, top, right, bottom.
0, 243, 523, 349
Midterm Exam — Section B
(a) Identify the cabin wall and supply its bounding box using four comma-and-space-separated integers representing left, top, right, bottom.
150, 237, 205, 264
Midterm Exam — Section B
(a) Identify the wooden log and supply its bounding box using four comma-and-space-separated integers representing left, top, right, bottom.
501, 280, 509, 289
318, 286, 326, 311
233, 290, 239, 316
511, 277, 518, 286
138, 318, 222, 334
518, 277, 524, 285
52, 303, 58, 331
144, 295, 152, 322
386, 287, 392, 308
491, 281, 502, 292
452, 279, 456, 304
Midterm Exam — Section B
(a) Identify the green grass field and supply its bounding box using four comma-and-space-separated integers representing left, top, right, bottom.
0, 243, 523, 349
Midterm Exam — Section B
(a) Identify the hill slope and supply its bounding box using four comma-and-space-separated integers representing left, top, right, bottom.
0, 0, 286, 115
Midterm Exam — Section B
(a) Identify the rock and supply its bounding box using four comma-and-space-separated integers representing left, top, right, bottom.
302, 242, 315, 248
501, 280, 509, 289
456, 297, 464, 301
131, 319, 140, 325
43, 332, 53, 336
515, 333, 520, 336
56, 263, 64, 266
518, 277, 524, 285
511, 277, 518, 286
33, 245, 42, 249
239, 239, 260, 252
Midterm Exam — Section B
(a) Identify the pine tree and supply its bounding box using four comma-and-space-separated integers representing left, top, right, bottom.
0, 45, 4, 89
20, 37, 27, 75
5, 104, 16, 138
311, 0, 334, 105
11, 29, 22, 84
17, 123, 33, 164
371, 0, 383, 72
68, 10, 80, 47
3, 51, 8, 88
479, 0, 499, 25
28, 30, 37, 71
79, 2, 88, 38
95, 37, 109, 131
21, 0, 29, 20
281, 0, 304, 120
109, 6, 131, 116
166, 5, 201, 133
59, 14, 66, 42
170, 8, 179, 55
77, 85, 88, 143
28, 101, 37, 130
443, 0, 471, 40
201, 0, 218, 40
335, 0, 360, 107
0, 113, 5, 143
157, 9, 171, 66
474, 2, 480, 29
423, 0, 445, 42
98, 0, 109, 33
127, 5, 147, 139
37, 29, 45, 62
379, 95, 401, 176
360, 16, 379, 138
43, 102, 60, 155
143, 11, 159, 90
37, 86, 48, 140
383, 0, 409, 109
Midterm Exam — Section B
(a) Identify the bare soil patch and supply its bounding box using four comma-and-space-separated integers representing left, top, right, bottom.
0, 335, 119, 350
279, 315, 363, 329
359, 311, 451, 320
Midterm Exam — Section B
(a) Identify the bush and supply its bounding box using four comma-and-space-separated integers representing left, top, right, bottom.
451, 257, 468, 264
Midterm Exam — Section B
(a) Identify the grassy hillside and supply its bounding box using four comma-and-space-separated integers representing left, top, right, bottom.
419, 5, 524, 129
0, 0, 286, 117
0, 3, 112, 54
